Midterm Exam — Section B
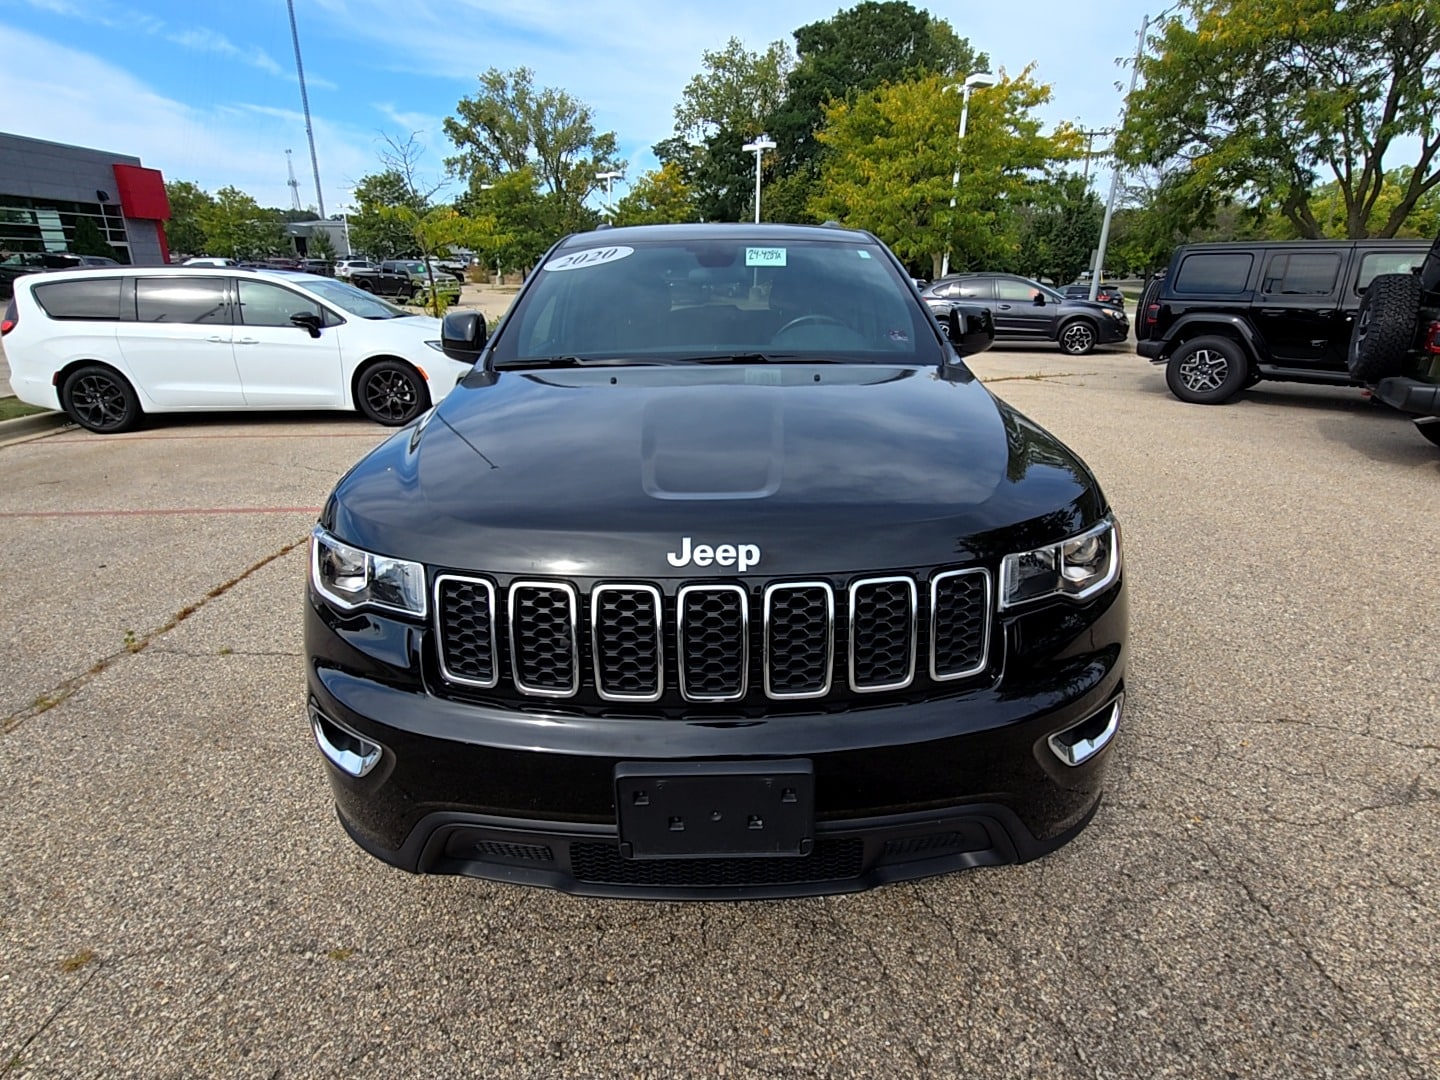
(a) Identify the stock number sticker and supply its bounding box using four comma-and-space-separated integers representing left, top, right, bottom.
544, 246, 634, 272
745, 247, 787, 267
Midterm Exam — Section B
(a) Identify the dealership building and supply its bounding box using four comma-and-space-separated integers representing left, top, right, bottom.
0, 132, 171, 265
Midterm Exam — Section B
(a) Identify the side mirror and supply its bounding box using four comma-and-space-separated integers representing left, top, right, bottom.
1032, 292, 1046, 307
290, 311, 324, 338
945, 304, 995, 359
441, 310, 488, 361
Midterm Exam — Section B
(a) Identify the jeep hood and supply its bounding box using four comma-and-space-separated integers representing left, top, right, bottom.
325, 363, 1104, 576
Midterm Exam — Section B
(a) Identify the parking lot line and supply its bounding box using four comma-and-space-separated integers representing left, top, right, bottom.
0, 506, 322, 518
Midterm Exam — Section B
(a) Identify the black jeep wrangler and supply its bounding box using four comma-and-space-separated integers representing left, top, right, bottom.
1136, 238, 1440, 439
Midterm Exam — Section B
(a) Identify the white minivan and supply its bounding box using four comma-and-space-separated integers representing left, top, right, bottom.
1, 267, 477, 432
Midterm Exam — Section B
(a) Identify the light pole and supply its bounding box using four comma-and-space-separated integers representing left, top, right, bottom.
741, 134, 777, 223
940, 71, 996, 278
1089, 13, 1150, 302
596, 170, 624, 222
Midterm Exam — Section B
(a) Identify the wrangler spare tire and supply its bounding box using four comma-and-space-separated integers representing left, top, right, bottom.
1348, 272, 1423, 381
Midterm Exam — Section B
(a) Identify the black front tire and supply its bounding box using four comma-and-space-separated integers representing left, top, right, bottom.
1415, 419, 1440, 448
356, 359, 429, 426
60, 364, 142, 433
1165, 335, 1249, 404
1348, 273, 1423, 381
1058, 320, 1098, 355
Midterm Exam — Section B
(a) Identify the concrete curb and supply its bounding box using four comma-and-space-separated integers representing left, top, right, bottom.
0, 405, 70, 445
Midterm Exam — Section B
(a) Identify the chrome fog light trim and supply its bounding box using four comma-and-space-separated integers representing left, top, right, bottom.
1048, 693, 1123, 767
309, 703, 382, 778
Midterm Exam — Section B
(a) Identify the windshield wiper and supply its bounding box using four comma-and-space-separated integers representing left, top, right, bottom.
492, 355, 668, 370
683, 353, 834, 364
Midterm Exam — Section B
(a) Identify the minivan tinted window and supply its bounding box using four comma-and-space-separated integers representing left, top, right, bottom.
135, 278, 228, 324
32, 278, 123, 320
1173, 253, 1253, 294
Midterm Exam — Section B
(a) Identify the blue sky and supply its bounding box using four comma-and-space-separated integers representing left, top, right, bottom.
1, 0, 1157, 213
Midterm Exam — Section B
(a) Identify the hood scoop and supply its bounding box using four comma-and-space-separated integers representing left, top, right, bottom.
640, 390, 782, 500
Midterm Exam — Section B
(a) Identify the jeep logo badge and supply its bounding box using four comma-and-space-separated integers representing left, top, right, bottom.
666, 537, 761, 571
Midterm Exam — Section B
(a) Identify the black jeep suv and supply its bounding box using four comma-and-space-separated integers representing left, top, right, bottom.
305, 223, 1127, 899
1135, 238, 1433, 404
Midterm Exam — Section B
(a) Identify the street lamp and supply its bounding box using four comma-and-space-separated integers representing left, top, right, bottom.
596, 170, 624, 222
940, 71, 996, 278
741, 134, 777, 223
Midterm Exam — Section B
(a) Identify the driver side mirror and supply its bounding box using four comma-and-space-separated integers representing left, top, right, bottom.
945, 304, 995, 358
441, 310, 488, 361
289, 311, 323, 338
1032, 292, 1046, 307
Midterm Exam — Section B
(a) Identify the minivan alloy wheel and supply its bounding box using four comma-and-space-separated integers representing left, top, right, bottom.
358, 361, 428, 425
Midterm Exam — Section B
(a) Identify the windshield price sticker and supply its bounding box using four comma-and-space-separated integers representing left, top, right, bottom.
745, 247, 787, 267
544, 246, 634, 272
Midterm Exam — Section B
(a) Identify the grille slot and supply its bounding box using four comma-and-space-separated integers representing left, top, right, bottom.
591, 584, 663, 701
849, 576, 917, 692
930, 569, 991, 680
570, 840, 864, 887
435, 575, 498, 687
676, 584, 749, 701
764, 582, 834, 699
508, 581, 579, 697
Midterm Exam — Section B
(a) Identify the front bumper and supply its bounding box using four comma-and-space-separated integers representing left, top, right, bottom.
304, 579, 1127, 899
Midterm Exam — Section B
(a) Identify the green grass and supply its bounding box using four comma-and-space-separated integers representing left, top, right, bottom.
0, 396, 48, 422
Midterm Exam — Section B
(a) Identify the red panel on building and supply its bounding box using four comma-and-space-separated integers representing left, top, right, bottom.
112, 164, 170, 221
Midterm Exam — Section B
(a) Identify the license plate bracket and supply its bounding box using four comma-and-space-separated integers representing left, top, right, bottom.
615, 760, 815, 860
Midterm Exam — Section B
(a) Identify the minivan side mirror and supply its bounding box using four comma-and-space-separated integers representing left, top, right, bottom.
441, 310, 488, 361
290, 311, 324, 338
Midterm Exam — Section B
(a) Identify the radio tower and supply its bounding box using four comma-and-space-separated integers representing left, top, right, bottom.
287, 0, 325, 216
285, 149, 302, 211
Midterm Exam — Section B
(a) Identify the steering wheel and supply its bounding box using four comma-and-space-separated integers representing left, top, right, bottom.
773, 314, 849, 338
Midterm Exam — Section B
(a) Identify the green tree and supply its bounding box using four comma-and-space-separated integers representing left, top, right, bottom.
614, 163, 699, 226
462, 168, 570, 276
444, 67, 622, 236
307, 228, 337, 261
163, 180, 213, 257
349, 169, 425, 259
197, 186, 285, 259
1015, 174, 1105, 284
1117, 0, 1440, 238
810, 69, 1080, 277
673, 37, 793, 143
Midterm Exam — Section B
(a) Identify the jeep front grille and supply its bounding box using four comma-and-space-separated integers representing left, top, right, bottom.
435, 568, 992, 706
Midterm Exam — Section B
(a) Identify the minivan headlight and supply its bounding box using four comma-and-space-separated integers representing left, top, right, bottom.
311, 526, 427, 617
1000, 518, 1121, 610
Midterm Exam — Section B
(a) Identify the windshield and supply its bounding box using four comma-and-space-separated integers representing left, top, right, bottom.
303, 278, 409, 319
489, 237, 943, 366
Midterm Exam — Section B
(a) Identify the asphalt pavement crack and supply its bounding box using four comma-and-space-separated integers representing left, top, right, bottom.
0, 957, 103, 1073
0, 533, 310, 736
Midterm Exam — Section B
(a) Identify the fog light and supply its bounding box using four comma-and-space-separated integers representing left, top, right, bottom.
1048, 693, 1123, 767
309, 701, 382, 778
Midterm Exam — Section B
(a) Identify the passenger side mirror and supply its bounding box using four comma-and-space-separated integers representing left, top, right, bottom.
290, 311, 324, 338
1033, 292, 1046, 307
441, 310, 488, 361
944, 304, 995, 359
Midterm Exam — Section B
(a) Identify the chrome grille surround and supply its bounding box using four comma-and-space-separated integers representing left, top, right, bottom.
434, 574, 499, 689
507, 581, 580, 698
930, 568, 991, 681
762, 581, 835, 700
676, 583, 749, 702
591, 583, 664, 703
434, 568, 993, 706
848, 576, 918, 693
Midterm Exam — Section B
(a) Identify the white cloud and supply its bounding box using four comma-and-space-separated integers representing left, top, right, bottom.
166, 26, 285, 77
0, 23, 375, 211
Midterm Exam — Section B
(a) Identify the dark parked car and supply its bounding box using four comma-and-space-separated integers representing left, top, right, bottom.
1062, 282, 1126, 308
305, 223, 1127, 899
0, 252, 118, 298
1135, 238, 1434, 404
921, 273, 1129, 354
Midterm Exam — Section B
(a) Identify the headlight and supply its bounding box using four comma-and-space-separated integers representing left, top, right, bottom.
1106, 308, 1127, 320
311, 526, 427, 617
1000, 518, 1121, 610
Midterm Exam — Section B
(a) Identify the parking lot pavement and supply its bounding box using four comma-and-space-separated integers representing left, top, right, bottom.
1, 351, 1437, 1078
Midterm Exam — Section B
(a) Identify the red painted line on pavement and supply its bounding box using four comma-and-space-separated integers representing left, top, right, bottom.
0, 506, 323, 519
52, 431, 380, 441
